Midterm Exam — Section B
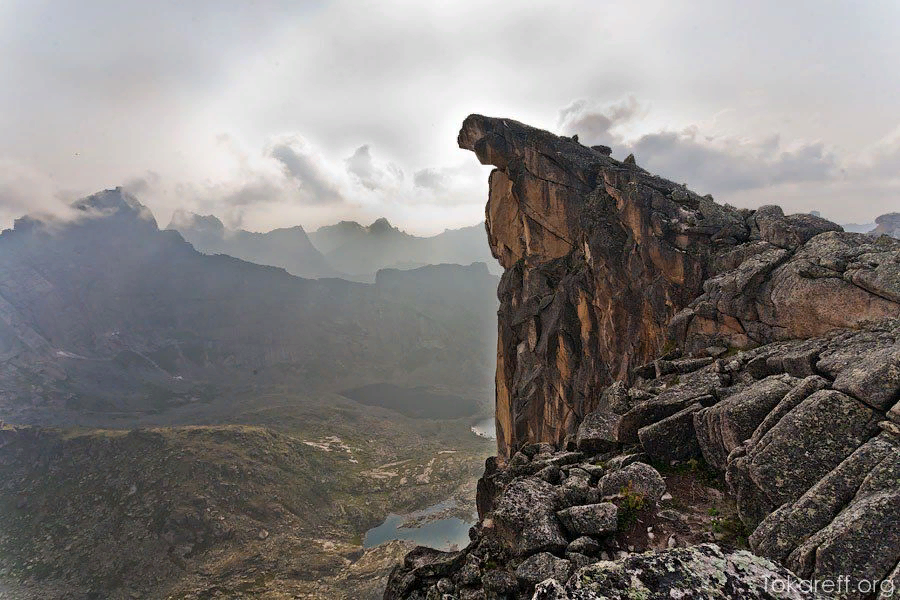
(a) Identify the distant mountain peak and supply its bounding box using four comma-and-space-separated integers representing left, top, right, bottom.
368, 217, 396, 234
73, 188, 155, 222
167, 210, 225, 235
875, 212, 900, 225
314, 220, 365, 235
167, 209, 335, 278
11, 188, 158, 234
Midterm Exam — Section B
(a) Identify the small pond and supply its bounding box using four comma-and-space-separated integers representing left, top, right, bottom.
363, 500, 474, 551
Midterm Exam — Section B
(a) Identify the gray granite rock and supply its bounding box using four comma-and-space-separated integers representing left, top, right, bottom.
531, 543, 827, 599
492, 477, 567, 556
598, 462, 666, 504
556, 503, 618, 537
514, 552, 571, 587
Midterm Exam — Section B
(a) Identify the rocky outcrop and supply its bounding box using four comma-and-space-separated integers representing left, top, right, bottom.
676, 229, 900, 353
386, 322, 900, 598
575, 319, 900, 595
384, 448, 660, 599
459, 115, 899, 457
383, 443, 825, 599
385, 116, 900, 599
870, 213, 900, 238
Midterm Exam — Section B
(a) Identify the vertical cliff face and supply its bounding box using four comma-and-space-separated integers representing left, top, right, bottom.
384, 117, 900, 600
459, 115, 731, 456
459, 115, 898, 457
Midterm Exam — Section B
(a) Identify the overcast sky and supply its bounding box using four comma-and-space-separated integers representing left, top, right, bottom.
1, 0, 898, 235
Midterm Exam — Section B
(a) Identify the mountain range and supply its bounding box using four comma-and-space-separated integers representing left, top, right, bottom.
169, 212, 501, 282
167, 210, 338, 278
0, 188, 498, 427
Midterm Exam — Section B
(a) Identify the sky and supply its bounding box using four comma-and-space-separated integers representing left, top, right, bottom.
1, 0, 898, 235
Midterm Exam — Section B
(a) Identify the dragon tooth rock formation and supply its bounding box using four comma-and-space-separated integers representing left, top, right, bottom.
384, 116, 900, 600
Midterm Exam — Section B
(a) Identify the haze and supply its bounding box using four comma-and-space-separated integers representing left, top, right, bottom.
1, 0, 898, 234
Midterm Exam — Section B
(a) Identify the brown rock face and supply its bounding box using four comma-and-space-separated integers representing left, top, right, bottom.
460, 115, 900, 457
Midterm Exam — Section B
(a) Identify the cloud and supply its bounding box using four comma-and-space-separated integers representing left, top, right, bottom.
345, 145, 378, 189
411, 160, 489, 207
179, 177, 284, 208
2, 0, 899, 229
413, 168, 445, 191
344, 144, 403, 190
858, 125, 900, 181
558, 97, 837, 196
0, 158, 78, 225
122, 171, 162, 196
557, 96, 645, 143
270, 136, 344, 204
628, 129, 837, 194
111, 130, 490, 234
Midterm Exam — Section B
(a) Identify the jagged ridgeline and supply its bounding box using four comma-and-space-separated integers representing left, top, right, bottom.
168, 210, 501, 282
0, 188, 497, 426
385, 116, 900, 599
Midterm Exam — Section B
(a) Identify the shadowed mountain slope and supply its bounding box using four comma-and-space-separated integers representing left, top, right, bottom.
0, 188, 496, 426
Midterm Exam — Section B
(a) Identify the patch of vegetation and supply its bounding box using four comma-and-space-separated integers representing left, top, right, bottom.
627, 587, 650, 600
655, 457, 724, 490
711, 514, 751, 547
617, 483, 646, 530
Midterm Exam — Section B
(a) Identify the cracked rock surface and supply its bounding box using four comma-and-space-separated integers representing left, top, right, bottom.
386, 116, 900, 600
457, 115, 899, 459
